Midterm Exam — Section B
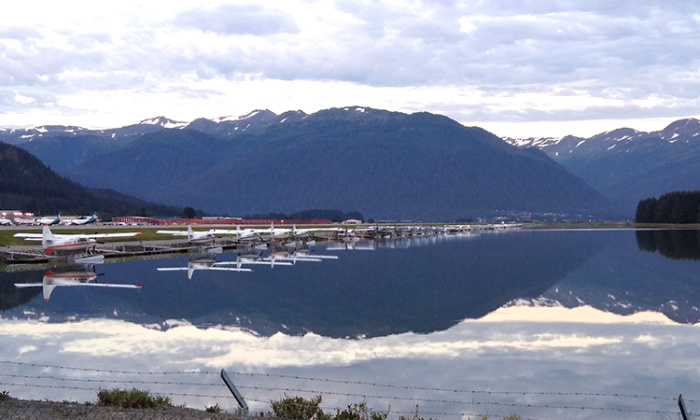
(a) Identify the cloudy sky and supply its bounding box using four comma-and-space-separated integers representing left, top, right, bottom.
1, 0, 698, 138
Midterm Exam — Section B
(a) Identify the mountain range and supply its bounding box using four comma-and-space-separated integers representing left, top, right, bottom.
503, 118, 700, 214
4, 107, 697, 221
3, 107, 614, 221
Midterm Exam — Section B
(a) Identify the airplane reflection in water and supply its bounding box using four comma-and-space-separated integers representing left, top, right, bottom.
13, 266, 141, 302
154, 226, 471, 280
157, 241, 339, 279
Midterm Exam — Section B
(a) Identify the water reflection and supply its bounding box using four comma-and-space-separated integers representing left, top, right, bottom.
526, 229, 700, 324
13, 266, 141, 302
1, 228, 700, 419
1, 230, 608, 338
636, 229, 700, 260
0, 270, 41, 311
0, 306, 695, 420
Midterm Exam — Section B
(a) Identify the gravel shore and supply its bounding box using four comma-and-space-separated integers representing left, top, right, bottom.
0, 398, 247, 420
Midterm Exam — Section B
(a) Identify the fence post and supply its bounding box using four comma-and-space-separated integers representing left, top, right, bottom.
679, 394, 689, 420
221, 369, 249, 415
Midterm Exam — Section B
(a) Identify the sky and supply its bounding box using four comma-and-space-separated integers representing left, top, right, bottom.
1, 0, 699, 138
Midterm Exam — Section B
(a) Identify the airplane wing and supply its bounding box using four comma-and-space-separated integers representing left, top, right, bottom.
46, 282, 142, 289
80, 232, 142, 239
156, 267, 253, 273
217, 260, 294, 267
13, 231, 141, 240
13, 233, 43, 239
156, 230, 190, 236
206, 267, 254, 272
210, 228, 261, 236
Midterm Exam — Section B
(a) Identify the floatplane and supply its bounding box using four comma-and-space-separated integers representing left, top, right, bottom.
157, 224, 264, 244
156, 224, 340, 248
13, 225, 142, 263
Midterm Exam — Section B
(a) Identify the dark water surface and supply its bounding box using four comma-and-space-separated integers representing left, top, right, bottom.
1, 228, 699, 419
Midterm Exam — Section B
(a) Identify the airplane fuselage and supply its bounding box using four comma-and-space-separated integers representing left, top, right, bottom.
43, 237, 98, 254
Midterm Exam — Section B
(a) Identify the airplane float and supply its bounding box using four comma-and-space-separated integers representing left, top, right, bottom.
13, 225, 142, 260
225, 251, 294, 269
14, 266, 142, 302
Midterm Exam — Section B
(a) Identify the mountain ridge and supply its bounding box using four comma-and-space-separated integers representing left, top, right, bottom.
6, 106, 619, 220
503, 118, 700, 213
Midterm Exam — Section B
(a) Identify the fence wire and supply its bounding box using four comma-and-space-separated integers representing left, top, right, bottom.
0, 360, 694, 420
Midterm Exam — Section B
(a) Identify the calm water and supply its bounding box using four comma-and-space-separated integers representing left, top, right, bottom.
1, 228, 699, 419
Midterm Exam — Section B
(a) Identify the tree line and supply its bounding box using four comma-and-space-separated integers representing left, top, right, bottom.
636, 191, 700, 223
244, 209, 364, 223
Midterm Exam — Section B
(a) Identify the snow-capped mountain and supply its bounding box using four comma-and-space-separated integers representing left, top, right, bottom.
503, 118, 700, 215
0, 109, 296, 145
6, 106, 612, 221
503, 118, 700, 159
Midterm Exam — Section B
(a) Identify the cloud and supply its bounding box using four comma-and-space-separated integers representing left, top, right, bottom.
1, 306, 698, 419
174, 4, 300, 36
0, 0, 698, 137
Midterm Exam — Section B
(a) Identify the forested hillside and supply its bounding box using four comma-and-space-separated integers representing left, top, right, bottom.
0, 142, 182, 217
59, 108, 612, 221
636, 191, 700, 224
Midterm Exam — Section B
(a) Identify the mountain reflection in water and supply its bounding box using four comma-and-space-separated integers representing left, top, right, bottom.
2, 228, 700, 420
2, 230, 608, 338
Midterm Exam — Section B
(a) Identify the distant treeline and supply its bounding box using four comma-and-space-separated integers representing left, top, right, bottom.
636, 191, 700, 224
244, 209, 364, 223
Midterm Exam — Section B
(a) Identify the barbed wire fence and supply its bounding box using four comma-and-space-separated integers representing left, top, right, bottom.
0, 360, 695, 420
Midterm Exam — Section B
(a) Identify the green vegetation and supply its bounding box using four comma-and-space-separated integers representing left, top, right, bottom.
266, 395, 519, 420
205, 403, 222, 413
0, 142, 182, 217
96, 388, 172, 409
181, 206, 199, 219
268, 395, 391, 420
245, 209, 365, 223
271, 395, 325, 420
0, 390, 10, 401
636, 191, 700, 223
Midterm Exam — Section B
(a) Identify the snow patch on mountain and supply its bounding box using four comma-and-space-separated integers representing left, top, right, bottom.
138, 116, 187, 128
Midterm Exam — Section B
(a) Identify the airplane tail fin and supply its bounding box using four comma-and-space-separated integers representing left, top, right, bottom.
42, 225, 56, 240
187, 225, 194, 241
42, 225, 56, 252
42, 225, 55, 238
